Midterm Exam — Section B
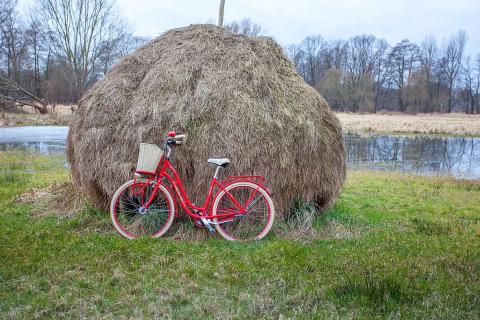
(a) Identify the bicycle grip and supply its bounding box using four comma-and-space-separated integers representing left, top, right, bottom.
174, 134, 186, 140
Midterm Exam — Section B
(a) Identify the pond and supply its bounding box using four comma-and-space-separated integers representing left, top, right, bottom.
0, 126, 479, 179
0, 126, 67, 154
345, 134, 480, 179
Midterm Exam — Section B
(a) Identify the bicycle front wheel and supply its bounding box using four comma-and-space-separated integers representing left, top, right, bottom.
110, 179, 175, 239
212, 182, 275, 241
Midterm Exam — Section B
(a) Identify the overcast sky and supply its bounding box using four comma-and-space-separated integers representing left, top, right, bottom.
18, 0, 480, 56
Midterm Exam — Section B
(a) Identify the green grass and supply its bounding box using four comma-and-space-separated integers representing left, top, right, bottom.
1, 151, 480, 319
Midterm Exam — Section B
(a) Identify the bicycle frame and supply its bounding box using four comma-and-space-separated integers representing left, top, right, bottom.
135, 156, 266, 221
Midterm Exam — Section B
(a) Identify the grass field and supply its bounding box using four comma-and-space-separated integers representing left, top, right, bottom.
1, 151, 480, 318
337, 112, 480, 136
0, 105, 72, 127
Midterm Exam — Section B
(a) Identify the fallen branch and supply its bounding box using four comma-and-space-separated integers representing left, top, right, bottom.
0, 94, 48, 114
0, 73, 48, 114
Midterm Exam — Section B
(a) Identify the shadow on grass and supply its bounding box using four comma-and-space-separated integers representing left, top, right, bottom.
410, 218, 454, 236
331, 272, 420, 314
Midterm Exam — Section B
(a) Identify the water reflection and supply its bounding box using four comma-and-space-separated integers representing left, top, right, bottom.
0, 126, 479, 179
0, 126, 68, 154
345, 133, 480, 179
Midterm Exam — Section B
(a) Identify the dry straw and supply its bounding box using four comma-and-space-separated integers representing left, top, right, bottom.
67, 24, 346, 216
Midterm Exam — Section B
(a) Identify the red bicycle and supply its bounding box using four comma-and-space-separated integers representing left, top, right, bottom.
110, 131, 275, 241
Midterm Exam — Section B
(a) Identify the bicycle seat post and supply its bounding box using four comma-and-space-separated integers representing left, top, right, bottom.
207, 158, 230, 179
213, 166, 222, 180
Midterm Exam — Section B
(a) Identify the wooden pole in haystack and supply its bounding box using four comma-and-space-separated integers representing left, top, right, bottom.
218, 0, 225, 27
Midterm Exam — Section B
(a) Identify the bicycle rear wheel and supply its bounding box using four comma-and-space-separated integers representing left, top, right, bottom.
212, 182, 275, 241
110, 179, 175, 239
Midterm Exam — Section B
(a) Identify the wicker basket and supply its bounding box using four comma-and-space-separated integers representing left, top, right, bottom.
136, 143, 164, 174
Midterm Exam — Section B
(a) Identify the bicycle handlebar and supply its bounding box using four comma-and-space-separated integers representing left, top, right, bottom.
174, 134, 186, 141
165, 133, 187, 146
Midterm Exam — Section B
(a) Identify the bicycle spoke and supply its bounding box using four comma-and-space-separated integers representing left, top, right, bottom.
215, 184, 272, 240
246, 195, 263, 211
113, 182, 173, 238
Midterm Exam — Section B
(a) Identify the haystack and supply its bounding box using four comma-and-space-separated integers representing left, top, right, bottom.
67, 24, 346, 216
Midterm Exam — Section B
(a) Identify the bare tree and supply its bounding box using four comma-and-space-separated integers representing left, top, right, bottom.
287, 30, 476, 113
345, 35, 386, 112
286, 44, 307, 80
347, 35, 378, 76
475, 54, 480, 114
218, 0, 225, 27
224, 18, 263, 36
443, 30, 467, 112
0, 0, 144, 108
0, 0, 26, 81
0, 0, 48, 113
37, 0, 130, 98
25, 17, 46, 98
324, 39, 348, 70
98, 33, 149, 76
387, 39, 421, 112
371, 39, 390, 111
420, 36, 439, 112
462, 55, 480, 114
301, 36, 326, 86
0, 0, 15, 27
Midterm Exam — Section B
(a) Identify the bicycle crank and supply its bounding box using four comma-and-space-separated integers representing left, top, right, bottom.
200, 217, 216, 233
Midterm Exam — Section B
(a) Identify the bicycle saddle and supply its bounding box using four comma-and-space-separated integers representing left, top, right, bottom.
207, 158, 230, 167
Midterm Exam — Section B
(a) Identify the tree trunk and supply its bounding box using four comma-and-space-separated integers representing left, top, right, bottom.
447, 90, 452, 113
398, 89, 404, 112
0, 95, 48, 114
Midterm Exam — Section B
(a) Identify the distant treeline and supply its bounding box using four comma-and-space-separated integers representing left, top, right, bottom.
1, 0, 478, 114
286, 32, 480, 114
0, 0, 147, 112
